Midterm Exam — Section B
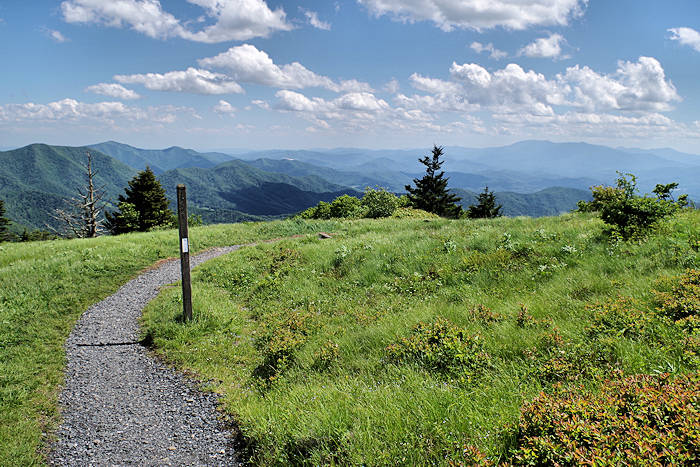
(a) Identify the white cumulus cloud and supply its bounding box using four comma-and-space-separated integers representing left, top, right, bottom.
401, 56, 679, 115
470, 41, 507, 59
213, 99, 236, 115
357, 0, 587, 31
61, 0, 184, 39
519, 33, 568, 59
668, 27, 700, 52
302, 9, 331, 30
114, 67, 244, 94
0, 98, 190, 124
61, 0, 292, 42
48, 29, 69, 42
199, 44, 372, 93
563, 57, 680, 111
85, 83, 141, 100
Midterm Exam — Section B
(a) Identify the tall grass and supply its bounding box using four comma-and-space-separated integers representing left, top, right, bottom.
141, 211, 699, 464
0, 219, 342, 466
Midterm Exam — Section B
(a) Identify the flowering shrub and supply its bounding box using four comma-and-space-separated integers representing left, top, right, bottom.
586, 296, 653, 339
470, 304, 504, 323
386, 318, 489, 377
655, 269, 699, 329
510, 372, 700, 465
313, 340, 340, 371
254, 309, 317, 383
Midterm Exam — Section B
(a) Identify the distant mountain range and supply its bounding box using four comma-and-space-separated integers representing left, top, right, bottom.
88, 141, 234, 174
1, 139, 696, 231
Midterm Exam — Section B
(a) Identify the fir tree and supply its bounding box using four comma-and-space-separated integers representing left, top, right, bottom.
0, 199, 11, 242
467, 186, 502, 219
105, 166, 174, 234
405, 145, 462, 218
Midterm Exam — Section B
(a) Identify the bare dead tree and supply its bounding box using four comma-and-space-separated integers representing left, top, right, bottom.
50, 151, 107, 238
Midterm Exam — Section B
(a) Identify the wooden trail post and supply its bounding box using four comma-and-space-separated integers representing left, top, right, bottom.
177, 184, 193, 322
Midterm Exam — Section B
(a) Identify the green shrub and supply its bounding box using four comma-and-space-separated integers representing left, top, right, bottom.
361, 187, 400, 218
386, 318, 489, 378
312, 340, 340, 371
510, 372, 700, 465
391, 207, 439, 219
586, 296, 653, 339
655, 269, 699, 325
314, 201, 332, 219
579, 173, 685, 240
330, 195, 362, 218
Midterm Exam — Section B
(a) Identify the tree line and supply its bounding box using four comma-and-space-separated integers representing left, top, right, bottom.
0, 146, 690, 243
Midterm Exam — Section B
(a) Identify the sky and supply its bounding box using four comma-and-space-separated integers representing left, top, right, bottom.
1, 0, 700, 152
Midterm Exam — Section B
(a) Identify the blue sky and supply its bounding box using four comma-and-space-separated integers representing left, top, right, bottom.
1, 0, 700, 152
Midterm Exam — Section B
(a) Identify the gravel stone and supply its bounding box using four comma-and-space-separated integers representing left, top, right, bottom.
50, 246, 242, 466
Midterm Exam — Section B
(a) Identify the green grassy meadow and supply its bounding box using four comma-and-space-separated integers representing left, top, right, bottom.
139, 211, 699, 464
0, 219, 342, 466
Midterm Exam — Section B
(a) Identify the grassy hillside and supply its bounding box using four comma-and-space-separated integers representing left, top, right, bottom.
0, 219, 344, 466
0, 144, 137, 229
141, 210, 699, 464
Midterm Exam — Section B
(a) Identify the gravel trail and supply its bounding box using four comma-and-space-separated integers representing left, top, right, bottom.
50, 246, 243, 466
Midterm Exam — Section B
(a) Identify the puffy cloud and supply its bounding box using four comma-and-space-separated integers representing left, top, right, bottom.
250, 99, 270, 110
450, 62, 565, 113
335, 92, 390, 111
0, 98, 189, 124
563, 57, 680, 111
61, 0, 291, 42
410, 73, 463, 94
213, 99, 236, 115
668, 27, 700, 52
519, 33, 568, 59
384, 78, 400, 94
302, 9, 331, 30
400, 57, 679, 115
357, 0, 587, 31
114, 67, 244, 94
470, 41, 507, 59
272, 89, 473, 134
48, 29, 69, 42
199, 44, 372, 92
85, 83, 141, 100
61, 0, 184, 39
180, 0, 292, 42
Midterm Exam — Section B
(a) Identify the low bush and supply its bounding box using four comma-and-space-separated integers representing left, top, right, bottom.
510, 372, 700, 465
361, 187, 400, 218
386, 318, 489, 378
655, 268, 699, 326
330, 195, 363, 219
295, 188, 402, 219
586, 296, 653, 339
577, 173, 687, 240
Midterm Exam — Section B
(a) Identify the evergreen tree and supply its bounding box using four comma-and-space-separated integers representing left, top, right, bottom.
0, 199, 11, 242
467, 186, 502, 219
405, 145, 462, 218
105, 167, 174, 234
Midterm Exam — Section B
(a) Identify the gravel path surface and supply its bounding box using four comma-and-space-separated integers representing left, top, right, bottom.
51, 246, 243, 466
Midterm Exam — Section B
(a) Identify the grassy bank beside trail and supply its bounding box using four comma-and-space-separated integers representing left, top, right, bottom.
142, 211, 700, 465
0, 219, 343, 466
